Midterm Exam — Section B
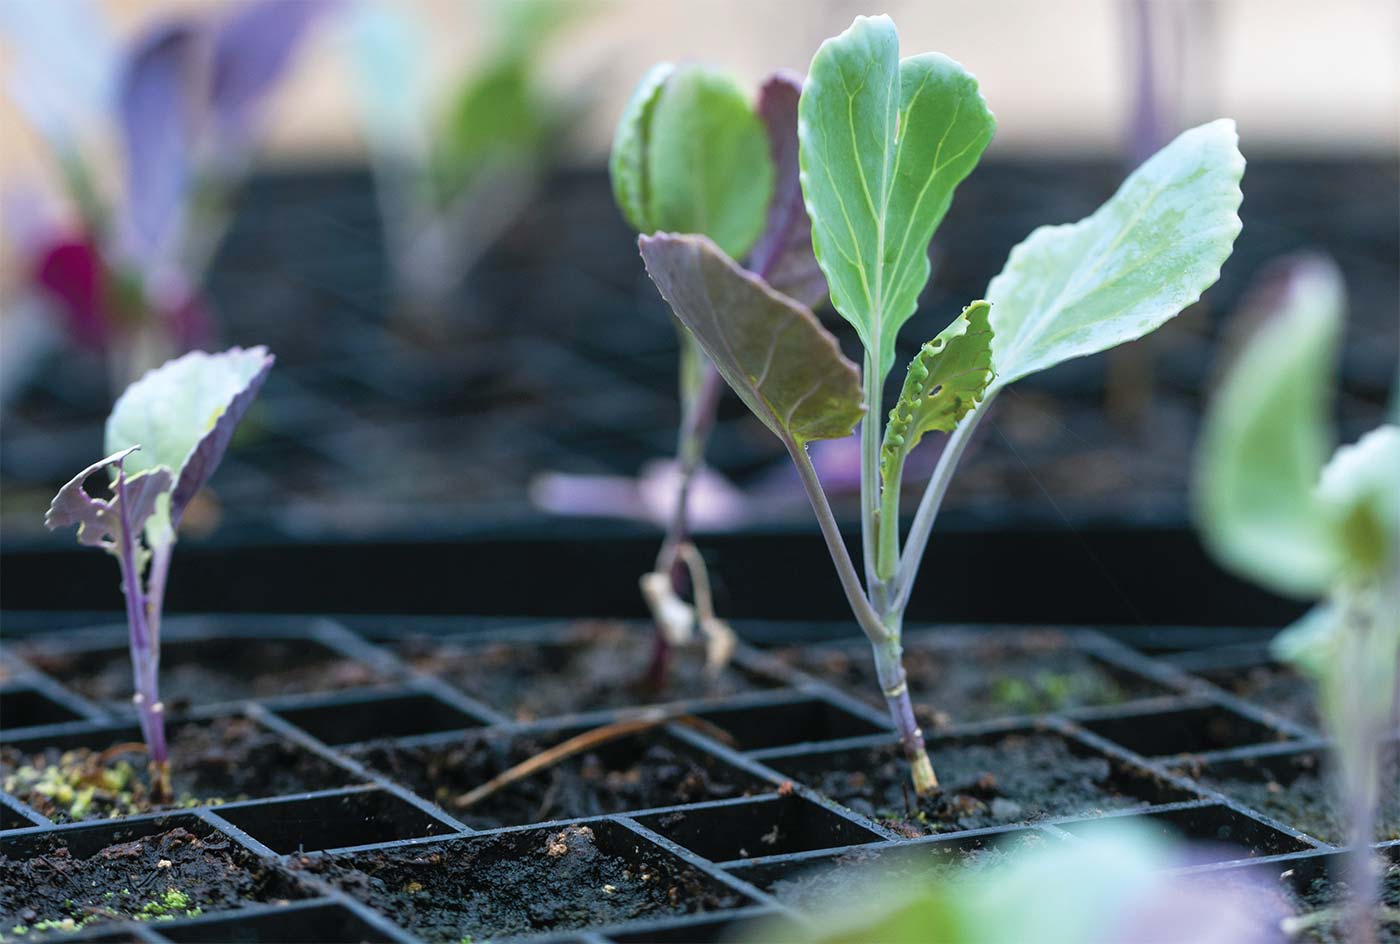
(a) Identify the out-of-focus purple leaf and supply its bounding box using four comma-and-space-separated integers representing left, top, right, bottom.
210, 0, 332, 143
106, 347, 275, 536
117, 18, 205, 271
530, 461, 749, 530
747, 70, 826, 309
35, 236, 109, 349
46, 447, 173, 549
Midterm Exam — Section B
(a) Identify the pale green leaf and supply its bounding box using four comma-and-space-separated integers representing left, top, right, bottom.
638, 233, 864, 446
609, 62, 673, 233
799, 14, 995, 380
106, 346, 274, 541
645, 66, 774, 259
1317, 424, 1400, 579
880, 300, 994, 490
987, 119, 1244, 388
1194, 259, 1344, 597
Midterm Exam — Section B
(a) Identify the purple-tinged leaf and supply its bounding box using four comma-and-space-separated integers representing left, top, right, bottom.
117, 18, 205, 271
106, 346, 275, 536
46, 447, 173, 550
747, 71, 826, 309
210, 0, 332, 143
640, 233, 863, 448
0, 0, 115, 153
531, 461, 750, 530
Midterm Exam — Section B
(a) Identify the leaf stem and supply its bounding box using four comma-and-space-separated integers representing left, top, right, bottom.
786, 440, 890, 645
860, 353, 886, 605
892, 391, 995, 610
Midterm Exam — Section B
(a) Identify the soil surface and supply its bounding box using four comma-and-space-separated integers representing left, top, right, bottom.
1291, 860, 1400, 943
784, 733, 1163, 838
296, 824, 745, 942
1197, 661, 1319, 729
1183, 750, 1400, 845
0, 826, 304, 938
20, 638, 384, 710
781, 631, 1168, 729
764, 830, 1053, 910
351, 728, 761, 830
1, 717, 353, 823
395, 621, 777, 720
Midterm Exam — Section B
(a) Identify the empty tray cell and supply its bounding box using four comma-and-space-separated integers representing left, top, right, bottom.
1, 798, 39, 830
273, 691, 487, 745
1, 716, 354, 823
729, 828, 1055, 910
393, 621, 783, 722
606, 908, 775, 943
635, 795, 884, 862
770, 729, 1194, 838
294, 820, 752, 942
350, 726, 767, 830
0, 814, 310, 937
0, 685, 85, 729
158, 900, 399, 943
19, 634, 389, 710
1058, 803, 1314, 860
1080, 704, 1292, 757
778, 630, 1174, 729
215, 788, 458, 854
1195, 658, 1318, 729
690, 696, 887, 752
1176, 743, 1400, 845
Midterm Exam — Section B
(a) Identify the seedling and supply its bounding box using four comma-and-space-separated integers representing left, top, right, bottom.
641, 15, 1244, 792
607, 59, 827, 684
344, 0, 591, 324
1196, 256, 1399, 944
0, 1, 324, 390
45, 347, 274, 797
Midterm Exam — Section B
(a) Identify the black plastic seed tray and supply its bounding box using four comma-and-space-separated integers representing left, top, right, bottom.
2, 616, 1396, 942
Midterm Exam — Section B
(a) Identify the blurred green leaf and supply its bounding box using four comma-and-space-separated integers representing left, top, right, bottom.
609, 62, 674, 234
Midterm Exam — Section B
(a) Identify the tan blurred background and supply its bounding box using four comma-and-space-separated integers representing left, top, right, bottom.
3, 0, 1397, 197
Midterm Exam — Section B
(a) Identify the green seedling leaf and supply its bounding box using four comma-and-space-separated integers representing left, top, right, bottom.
799, 14, 995, 379
1317, 424, 1400, 578
45, 447, 172, 552
879, 300, 994, 490
639, 233, 864, 447
1194, 258, 1346, 598
645, 66, 774, 259
609, 62, 674, 233
106, 346, 274, 541
987, 120, 1244, 388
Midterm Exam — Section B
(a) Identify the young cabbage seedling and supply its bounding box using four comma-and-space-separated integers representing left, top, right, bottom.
1196, 256, 1399, 944
640, 15, 1244, 793
45, 347, 274, 798
608, 60, 827, 684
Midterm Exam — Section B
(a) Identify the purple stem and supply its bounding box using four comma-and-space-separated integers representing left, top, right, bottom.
113, 465, 167, 768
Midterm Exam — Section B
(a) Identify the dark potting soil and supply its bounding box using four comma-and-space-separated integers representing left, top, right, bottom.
1290, 860, 1400, 943
781, 631, 1166, 729
296, 824, 744, 942
1198, 661, 1318, 729
1, 717, 352, 823
395, 621, 776, 721
0, 826, 304, 938
764, 830, 1053, 910
788, 734, 1155, 838
20, 638, 384, 711
1183, 751, 1400, 846
350, 728, 760, 830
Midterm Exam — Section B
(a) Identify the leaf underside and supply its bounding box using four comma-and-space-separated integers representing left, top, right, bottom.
638, 233, 864, 448
987, 119, 1245, 388
880, 300, 994, 489
799, 14, 995, 380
